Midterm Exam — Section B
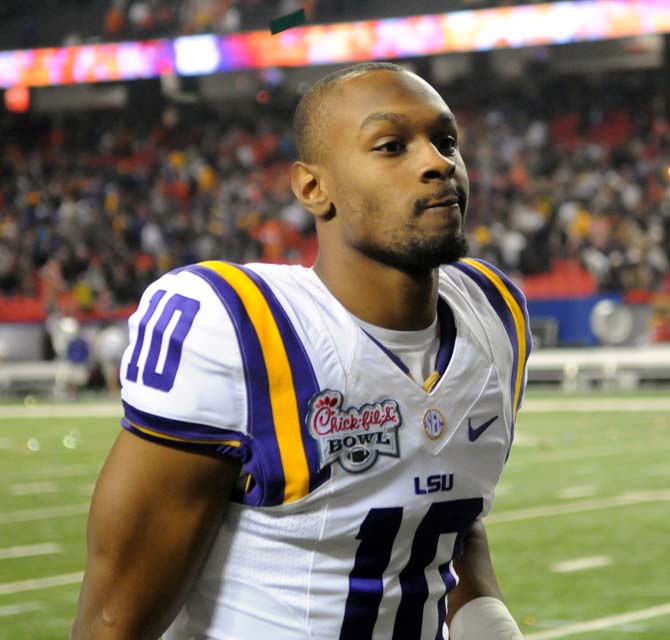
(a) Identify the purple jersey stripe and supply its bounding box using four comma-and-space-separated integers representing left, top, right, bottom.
123, 401, 247, 445
122, 417, 247, 459
237, 265, 330, 493
434, 561, 457, 640
434, 297, 457, 376
362, 329, 410, 375
186, 264, 286, 507
452, 260, 520, 429
168, 265, 195, 275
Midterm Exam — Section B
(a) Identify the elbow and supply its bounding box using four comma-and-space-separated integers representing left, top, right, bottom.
72, 570, 145, 640
71, 606, 133, 640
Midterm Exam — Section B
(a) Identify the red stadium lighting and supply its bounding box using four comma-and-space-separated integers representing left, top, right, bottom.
5, 86, 30, 113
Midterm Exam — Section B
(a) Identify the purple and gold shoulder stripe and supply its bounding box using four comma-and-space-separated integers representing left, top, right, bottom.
453, 258, 531, 422
179, 261, 329, 507
122, 402, 246, 457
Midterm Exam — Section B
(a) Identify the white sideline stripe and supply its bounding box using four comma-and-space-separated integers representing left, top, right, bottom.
522, 398, 670, 412
487, 489, 670, 524
0, 571, 83, 595
0, 464, 101, 484
0, 543, 63, 560
9, 481, 58, 495
0, 602, 42, 617
510, 433, 541, 447
551, 555, 611, 573
557, 485, 597, 500
0, 403, 120, 418
525, 603, 670, 639
0, 503, 90, 524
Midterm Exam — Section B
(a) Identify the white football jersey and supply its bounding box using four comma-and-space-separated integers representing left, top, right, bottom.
119, 258, 531, 640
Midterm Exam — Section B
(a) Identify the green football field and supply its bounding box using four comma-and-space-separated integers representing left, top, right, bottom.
0, 391, 668, 639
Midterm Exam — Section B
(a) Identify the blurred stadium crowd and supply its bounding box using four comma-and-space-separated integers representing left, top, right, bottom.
1, 68, 668, 318
0, 100, 305, 311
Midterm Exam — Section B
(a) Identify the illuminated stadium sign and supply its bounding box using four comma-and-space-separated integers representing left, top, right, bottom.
0, 0, 668, 88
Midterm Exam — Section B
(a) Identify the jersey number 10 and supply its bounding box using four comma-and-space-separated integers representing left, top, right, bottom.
340, 497, 483, 639
125, 290, 201, 391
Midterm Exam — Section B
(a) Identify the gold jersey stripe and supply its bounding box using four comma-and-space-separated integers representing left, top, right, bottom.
199, 261, 310, 503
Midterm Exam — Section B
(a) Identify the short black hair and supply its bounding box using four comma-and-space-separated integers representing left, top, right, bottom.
293, 61, 410, 163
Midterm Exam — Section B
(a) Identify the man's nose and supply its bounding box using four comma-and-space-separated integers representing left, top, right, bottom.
420, 143, 456, 182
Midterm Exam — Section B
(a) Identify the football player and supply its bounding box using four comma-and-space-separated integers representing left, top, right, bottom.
72, 62, 529, 640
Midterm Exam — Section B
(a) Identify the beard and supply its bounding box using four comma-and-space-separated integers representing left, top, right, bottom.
338, 188, 470, 273
354, 225, 469, 273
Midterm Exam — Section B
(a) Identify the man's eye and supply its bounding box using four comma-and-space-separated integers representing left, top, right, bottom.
375, 141, 405, 154
436, 136, 457, 153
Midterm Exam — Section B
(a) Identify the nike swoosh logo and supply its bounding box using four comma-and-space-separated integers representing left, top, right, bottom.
468, 416, 498, 442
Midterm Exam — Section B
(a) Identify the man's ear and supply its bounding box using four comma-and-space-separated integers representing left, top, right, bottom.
291, 162, 333, 219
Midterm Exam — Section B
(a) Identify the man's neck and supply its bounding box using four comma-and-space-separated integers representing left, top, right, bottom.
313, 253, 439, 331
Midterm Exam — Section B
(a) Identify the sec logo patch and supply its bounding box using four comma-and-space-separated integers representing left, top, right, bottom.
422, 408, 446, 440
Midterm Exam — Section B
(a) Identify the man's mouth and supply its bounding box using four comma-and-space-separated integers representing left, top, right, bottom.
414, 190, 466, 217
424, 196, 460, 209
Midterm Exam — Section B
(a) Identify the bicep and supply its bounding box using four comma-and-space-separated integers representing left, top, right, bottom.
72, 429, 240, 639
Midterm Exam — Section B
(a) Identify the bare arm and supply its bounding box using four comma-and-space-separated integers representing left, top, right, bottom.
447, 519, 504, 626
71, 430, 241, 639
